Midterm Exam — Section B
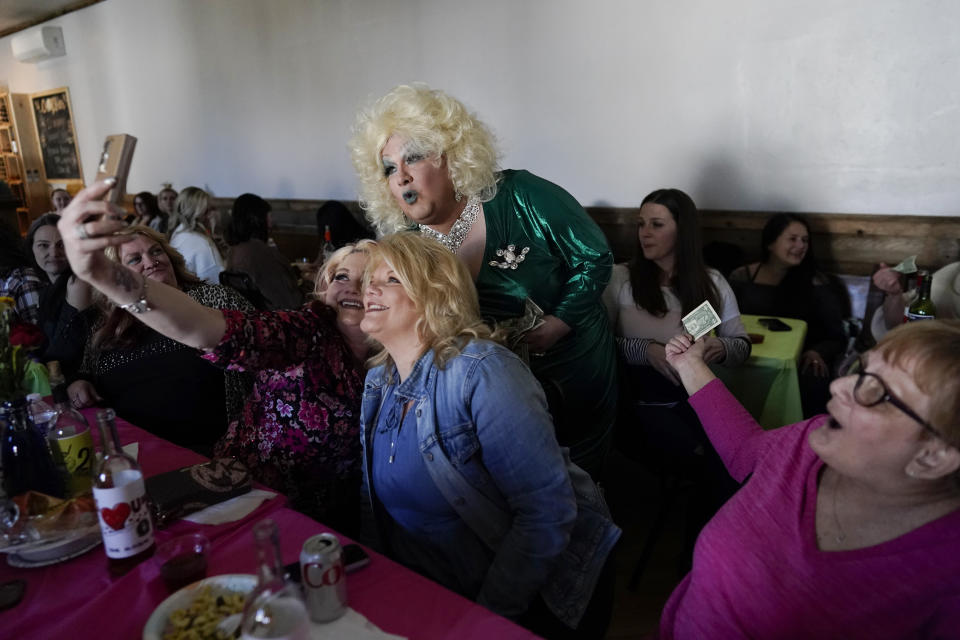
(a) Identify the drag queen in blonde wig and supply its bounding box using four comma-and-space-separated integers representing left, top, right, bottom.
350, 84, 617, 478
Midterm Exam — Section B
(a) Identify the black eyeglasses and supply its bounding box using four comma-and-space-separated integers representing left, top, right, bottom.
853, 357, 939, 439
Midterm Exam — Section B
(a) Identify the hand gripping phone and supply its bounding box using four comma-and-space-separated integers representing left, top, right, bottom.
93, 133, 137, 208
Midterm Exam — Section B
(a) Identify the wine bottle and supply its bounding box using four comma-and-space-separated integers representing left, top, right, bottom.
240, 519, 310, 640
320, 225, 336, 265
47, 361, 94, 496
905, 270, 937, 322
92, 408, 155, 575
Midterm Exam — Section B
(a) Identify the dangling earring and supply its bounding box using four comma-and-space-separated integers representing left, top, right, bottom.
455, 190, 463, 202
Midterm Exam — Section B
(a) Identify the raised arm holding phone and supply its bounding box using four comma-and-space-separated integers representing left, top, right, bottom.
58, 177, 372, 531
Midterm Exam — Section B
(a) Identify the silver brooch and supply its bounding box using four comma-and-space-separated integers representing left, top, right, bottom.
488, 244, 530, 270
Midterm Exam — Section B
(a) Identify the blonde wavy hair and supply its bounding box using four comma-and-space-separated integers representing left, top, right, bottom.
168, 186, 212, 235
349, 84, 500, 235
312, 239, 377, 300
364, 232, 499, 370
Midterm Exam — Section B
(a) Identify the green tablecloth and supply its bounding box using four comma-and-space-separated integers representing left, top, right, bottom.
711, 314, 807, 430
23, 360, 50, 397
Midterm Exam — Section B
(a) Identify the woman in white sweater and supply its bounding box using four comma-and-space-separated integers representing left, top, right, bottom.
168, 186, 225, 285
602, 187, 750, 569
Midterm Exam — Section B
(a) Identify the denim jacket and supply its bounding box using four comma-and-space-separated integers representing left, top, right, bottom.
360, 339, 621, 628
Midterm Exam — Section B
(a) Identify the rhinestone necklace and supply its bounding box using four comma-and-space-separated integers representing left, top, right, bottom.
419, 197, 480, 253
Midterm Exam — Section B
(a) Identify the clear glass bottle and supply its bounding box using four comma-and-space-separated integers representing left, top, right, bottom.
0, 397, 65, 498
905, 270, 937, 322
92, 408, 155, 575
46, 361, 94, 496
240, 519, 310, 640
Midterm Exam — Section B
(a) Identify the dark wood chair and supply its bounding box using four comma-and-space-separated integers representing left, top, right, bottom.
219, 270, 270, 311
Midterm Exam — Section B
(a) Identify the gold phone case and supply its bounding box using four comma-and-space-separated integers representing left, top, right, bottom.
94, 133, 137, 205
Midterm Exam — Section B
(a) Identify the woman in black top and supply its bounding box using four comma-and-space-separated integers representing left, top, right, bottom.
728, 213, 849, 415
25, 214, 95, 378
69, 225, 251, 455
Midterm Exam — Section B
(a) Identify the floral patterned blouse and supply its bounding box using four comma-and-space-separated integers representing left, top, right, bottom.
203, 301, 365, 526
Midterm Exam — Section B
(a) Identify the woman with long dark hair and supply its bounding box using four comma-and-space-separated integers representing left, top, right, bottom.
133, 191, 167, 233
603, 188, 750, 563
25, 214, 94, 378
224, 193, 303, 310
728, 213, 849, 415
604, 188, 750, 383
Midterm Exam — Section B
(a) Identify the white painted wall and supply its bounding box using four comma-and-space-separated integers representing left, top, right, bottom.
0, 0, 957, 215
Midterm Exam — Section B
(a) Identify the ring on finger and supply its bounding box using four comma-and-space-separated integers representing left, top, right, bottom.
75, 222, 91, 240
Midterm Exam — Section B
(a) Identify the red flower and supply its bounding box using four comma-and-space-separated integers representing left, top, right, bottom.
9, 322, 45, 349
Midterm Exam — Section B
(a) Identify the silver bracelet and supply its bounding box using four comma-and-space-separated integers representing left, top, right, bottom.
118, 277, 152, 314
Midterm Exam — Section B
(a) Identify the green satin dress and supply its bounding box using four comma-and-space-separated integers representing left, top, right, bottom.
475, 169, 616, 477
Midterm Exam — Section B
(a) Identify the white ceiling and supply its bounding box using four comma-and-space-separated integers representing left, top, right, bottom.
0, 0, 101, 38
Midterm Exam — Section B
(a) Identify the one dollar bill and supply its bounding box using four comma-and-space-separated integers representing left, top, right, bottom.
891, 255, 918, 274
681, 300, 722, 340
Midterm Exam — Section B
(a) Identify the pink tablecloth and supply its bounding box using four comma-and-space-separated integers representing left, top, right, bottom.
0, 413, 538, 640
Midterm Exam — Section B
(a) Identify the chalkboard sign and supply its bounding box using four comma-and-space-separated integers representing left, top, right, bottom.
31, 88, 82, 181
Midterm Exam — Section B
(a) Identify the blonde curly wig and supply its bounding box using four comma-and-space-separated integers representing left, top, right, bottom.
349, 85, 500, 235
364, 231, 499, 370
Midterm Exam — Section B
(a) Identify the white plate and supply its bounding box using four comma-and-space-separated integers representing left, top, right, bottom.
7, 535, 101, 568
0, 523, 102, 563
142, 573, 257, 640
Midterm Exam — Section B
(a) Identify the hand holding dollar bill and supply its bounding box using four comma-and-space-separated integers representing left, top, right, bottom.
681, 300, 721, 341
890, 255, 918, 274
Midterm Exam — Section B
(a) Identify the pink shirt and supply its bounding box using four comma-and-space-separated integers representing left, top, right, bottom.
660, 380, 960, 639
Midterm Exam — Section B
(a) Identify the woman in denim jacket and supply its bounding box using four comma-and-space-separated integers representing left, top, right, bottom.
358, 232, 620, 639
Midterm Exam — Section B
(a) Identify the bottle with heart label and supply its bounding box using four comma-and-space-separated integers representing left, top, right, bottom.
92, 408, 155, 576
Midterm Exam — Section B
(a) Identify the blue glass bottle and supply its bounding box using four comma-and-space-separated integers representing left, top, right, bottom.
1, 397, 65, 498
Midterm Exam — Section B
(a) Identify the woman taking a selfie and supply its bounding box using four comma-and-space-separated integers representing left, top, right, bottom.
57, 180, 371, 530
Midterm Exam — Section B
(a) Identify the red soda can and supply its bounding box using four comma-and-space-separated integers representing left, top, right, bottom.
300, 533, 347, 622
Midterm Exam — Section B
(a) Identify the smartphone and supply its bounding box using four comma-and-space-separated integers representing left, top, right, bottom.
283, 543, 371, 583
93, 133, 137, 208
758, 318, 792, 332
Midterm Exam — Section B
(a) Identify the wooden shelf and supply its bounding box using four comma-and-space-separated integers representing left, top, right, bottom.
1, 91, 50, 225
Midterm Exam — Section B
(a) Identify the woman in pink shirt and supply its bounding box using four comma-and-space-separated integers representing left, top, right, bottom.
659, 320, 960, 639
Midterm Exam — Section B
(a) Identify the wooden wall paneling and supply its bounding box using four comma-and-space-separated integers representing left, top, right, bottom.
190, 195, 960, 277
